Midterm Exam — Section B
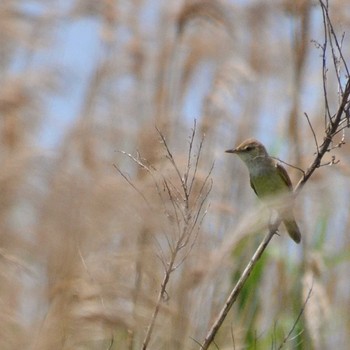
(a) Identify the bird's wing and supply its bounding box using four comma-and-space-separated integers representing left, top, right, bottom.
250, 178, 258, 196
276, 163, 293, 190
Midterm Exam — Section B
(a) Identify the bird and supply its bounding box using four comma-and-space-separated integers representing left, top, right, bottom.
225, 138, 301, 243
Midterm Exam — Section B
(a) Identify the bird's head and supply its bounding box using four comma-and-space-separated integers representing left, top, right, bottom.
225, 138, 269, 164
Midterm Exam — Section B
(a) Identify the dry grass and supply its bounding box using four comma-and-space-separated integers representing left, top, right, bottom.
1, 1, 350, 349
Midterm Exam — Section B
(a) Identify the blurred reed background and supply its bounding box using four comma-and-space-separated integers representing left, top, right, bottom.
1, 0, 350, 349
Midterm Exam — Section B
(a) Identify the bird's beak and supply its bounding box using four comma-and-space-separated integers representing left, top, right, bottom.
225, 148, 237, 154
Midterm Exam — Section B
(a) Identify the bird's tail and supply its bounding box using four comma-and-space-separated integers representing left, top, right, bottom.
283, 218, 301, 244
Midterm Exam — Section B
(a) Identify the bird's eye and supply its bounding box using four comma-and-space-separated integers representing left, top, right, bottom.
244, 146, 253, 151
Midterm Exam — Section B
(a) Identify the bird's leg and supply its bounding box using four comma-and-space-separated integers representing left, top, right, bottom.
268, 209, 280, 236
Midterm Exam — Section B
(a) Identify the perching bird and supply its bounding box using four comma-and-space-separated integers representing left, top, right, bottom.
226, 138, 301, 243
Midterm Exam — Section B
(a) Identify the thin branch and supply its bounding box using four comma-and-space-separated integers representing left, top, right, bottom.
113, 163, 152, 210
189, 135, 205, 196
174, 203, 210, 270
230, 326, 236, 350
319, 0, 332, 125
118, 150, 168, 210
183, 178, 213, 250
200, 221, 280, 349
76, 245, 115, 347
107, 337, 114, 350
271, 157, 305, 176
320, 0, 350, 79
139, 123, 212, 350
319, 155, 340, 167
141, 262, 174, 350
163, 175, 186, 204
295, 77, 350, 193
327, 19, 343, 96
185, 119, 197, 189
156, 126, 188, 198
0, 248, 31, 273
304, 112, 319, 153
163, 179, 182, 242
119, 150, 151, 171
277, 284, 313, 349
193, 162, 215, 208
190, 336, 204, 348
189, 178, 213, 241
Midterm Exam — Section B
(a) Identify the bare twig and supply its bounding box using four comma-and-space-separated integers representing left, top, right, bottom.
277, 284, 313, 349
295, 77, 350, 193
271, 157, 305, 175
156, 126, 188, 199
116, 125, 211, 350
189, 135, 205, 196
113, 163, 152, 209
319, 0, 332, 125
230, 326, 236, 350
293, 4, 350, 191
304, 112, 319, 153
319, 155, 340, 167
185, 119, 197, 189
200, 219, 281, 350
320, 1, 350, 80
137, 125, 212, 350
107, 337, 114, 350
141, 256, 176, 350
174, 203, 211, 270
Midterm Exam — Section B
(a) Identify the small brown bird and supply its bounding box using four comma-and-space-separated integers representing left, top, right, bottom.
226, 138, 301, 243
